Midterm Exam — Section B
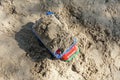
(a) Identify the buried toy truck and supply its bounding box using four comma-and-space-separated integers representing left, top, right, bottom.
32, 14, 80, 61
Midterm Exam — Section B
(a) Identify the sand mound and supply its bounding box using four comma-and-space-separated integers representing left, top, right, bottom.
33, 15, 74, 53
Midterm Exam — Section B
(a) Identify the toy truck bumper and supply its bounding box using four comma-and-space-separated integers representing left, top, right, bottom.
61, 45, 79, 61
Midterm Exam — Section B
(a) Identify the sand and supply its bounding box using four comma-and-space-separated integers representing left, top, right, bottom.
0, 0, 120, 80
33, 15, 74, 53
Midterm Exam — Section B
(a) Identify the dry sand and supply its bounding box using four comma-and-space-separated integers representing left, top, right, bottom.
0, 0, 120, 80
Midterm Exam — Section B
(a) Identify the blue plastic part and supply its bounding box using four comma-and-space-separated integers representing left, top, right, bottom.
46, 11, 54, 15
32, 26, 77, 59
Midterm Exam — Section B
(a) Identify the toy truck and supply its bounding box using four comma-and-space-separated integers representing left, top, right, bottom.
32, 12, 80, 61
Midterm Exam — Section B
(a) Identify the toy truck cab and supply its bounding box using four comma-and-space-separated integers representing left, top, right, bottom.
53, 38, 79, 61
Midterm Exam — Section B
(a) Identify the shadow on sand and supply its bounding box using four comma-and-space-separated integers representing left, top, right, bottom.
15, 22, 53, 62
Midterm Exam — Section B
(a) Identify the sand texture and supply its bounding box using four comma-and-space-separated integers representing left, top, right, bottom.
0, 0, 120, 80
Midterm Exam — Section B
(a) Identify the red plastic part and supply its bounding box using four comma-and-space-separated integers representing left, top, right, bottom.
56, 49, 61, 54
61, 45, 78, 60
